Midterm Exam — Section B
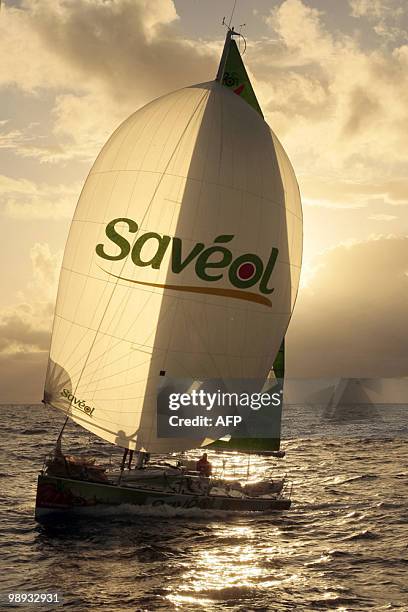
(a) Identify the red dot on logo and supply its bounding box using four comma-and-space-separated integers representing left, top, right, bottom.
237, 262, 256, 280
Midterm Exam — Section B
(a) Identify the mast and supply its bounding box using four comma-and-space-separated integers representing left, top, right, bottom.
216, 28, 233, 83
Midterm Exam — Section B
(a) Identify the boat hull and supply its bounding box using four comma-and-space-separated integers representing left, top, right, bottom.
35, 474, 291, 520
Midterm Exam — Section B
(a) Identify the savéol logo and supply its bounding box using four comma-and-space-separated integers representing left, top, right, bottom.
95, 218, 279, 307
61, 389, 95, 417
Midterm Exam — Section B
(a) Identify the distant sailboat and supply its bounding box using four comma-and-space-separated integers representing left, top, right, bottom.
35, 26, 302, 519
323, 378, 384, 424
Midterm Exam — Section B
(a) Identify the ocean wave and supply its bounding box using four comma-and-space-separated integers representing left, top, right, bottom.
175, 585, 261, 602
21, 428, 49, 435
327, 549, 355, 558
294, 501, 353, 511
330, 474, 379, 485
376, 501, 403, 509
344, 529, 380, 541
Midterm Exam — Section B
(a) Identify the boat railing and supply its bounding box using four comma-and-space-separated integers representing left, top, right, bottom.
279, 478, 293, 500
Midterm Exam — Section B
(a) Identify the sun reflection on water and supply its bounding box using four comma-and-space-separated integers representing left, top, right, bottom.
166, 523, 302, 608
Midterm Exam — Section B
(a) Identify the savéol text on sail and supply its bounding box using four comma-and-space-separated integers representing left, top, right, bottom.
95, 218, 279, 302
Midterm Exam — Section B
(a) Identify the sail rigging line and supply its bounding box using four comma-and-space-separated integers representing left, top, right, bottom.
52, 405, 139, 442
237, 29, 247, 55
53, 88, 210, 447
227, 0, 238, 29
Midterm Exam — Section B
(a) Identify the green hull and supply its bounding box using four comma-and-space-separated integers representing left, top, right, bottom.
35, 474, 291, 520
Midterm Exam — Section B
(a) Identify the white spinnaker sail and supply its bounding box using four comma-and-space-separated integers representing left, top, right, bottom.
44, 81, 302, 453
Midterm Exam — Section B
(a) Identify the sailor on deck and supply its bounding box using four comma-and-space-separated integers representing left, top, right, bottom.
196, 453, 212, 477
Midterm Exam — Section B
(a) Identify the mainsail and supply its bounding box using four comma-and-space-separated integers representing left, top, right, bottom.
219, 31, 287, 382
208, 30, 299, 452
43, 29, 302, 454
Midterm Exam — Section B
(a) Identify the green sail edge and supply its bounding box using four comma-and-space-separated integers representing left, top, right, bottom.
208, 32, 285, 454
218, 36, 263, 117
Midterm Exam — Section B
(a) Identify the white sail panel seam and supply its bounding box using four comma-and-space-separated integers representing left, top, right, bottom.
82, 171, 302, 220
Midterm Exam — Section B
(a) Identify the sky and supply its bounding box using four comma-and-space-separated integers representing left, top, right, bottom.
1, 0, 407, 402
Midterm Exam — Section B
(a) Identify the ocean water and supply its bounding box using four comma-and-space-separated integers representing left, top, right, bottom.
0, 404, 407, 611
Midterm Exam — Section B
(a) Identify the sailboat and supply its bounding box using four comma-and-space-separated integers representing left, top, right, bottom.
323, 378, 384, 424
35, 26, 302, 520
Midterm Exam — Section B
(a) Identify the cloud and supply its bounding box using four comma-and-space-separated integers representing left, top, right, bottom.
0, 128, 77, 165
2, 0, 407, 212
8, 0, 218, 103
301, 176, 408, 209
0, 242, 61, 355
27, 243, 62, 300
0, 4, 79, 92
0, 174, 79, 219
288, 235, 408, 377
302, 197, 366, 210
0, 1, 219, 165
342, 86, 381, 137
368, 213, 397, 221
0, 309, 50, 353
264, 0, 334, 63
0, 91, 125, 164
349, 0, 407, 43
50, 92, 131, 163
250, 0, 408, 211
350, 0, 393, 19
0, 121, 61, 163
